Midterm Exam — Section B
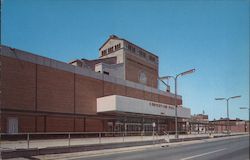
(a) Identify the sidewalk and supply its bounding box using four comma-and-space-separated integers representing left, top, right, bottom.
5, 134, 249, 160
0, 132, 246, 151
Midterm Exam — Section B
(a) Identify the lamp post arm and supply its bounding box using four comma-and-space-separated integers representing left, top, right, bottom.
176, 73, 182, 79
159, 79, 168, 87
168, 76, 175, 81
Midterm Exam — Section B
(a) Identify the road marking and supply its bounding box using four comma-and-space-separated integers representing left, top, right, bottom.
56, 148, 149, 160
180, 148, 226, 160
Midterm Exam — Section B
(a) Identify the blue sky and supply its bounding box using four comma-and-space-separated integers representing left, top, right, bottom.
2, 0, 249, 120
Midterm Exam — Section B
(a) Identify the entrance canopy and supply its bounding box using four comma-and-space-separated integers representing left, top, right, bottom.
97, 95, 191, 118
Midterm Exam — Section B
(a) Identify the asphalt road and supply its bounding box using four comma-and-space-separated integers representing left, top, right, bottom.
74, 135, 249, 160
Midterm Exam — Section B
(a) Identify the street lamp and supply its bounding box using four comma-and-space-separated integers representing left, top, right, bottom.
239, 107, 250, 110
159, 68, 195, 139
239, 107, 250, 133
239, 107, 250, 120
215, 95, 241, 135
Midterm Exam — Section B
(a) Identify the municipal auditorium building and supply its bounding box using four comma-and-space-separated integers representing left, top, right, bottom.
0, 35, 191, 133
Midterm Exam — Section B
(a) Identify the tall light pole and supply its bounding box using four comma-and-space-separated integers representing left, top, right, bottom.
215, 95, 241, 135
159, 68, 195, 139
239, 107, 250, 117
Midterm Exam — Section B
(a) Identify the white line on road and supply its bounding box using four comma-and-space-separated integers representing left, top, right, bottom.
180, 148, 227, 160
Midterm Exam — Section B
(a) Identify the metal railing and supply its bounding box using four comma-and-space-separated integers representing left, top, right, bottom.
0, 131, 161, 150
0, 130, 242, 150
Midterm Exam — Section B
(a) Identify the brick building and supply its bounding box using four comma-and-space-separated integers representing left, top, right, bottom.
209, 118, 249, 133
189, 114, 209, 133
0, 35, 190, 133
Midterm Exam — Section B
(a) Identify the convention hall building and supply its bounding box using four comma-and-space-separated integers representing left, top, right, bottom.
0, 35, 191, 134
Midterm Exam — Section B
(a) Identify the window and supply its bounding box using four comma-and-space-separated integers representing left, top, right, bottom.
103, 71, 109, 75
139, 71, 147, 84
7, 117, 18, 133
128, 44, 135, 53
138, 50, 146, 58
149, 55, 156, 62
128, 45, 132, 51
131, 47, 135, 53
115, 43, 121, 50
102, 49, 107, 56
108, 47, 114, 53
125, 44, 128, 49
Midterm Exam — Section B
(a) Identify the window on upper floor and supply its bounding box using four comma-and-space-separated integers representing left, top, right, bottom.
138, 70, 147, 84
108, 47, 114, 53
115, 43, 121, 50
138, 50, 146, 58
149, 55, 156, 62
127, 44, 136, 53
131, 47, 135, 53
128, 45, 132, 51
124, 44, 128, 49
103, 71, 109, 75
102, 49, 107, 56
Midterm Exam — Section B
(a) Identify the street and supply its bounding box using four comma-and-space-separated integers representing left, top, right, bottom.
73, 135, 249, 160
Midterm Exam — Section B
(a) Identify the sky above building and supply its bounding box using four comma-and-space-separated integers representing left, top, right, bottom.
2, 0, 249, 120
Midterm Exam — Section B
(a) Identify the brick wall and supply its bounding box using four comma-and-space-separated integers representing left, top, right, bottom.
1, 114, 7, 132
2, 56, 178, 113
37, 65, 75, 113
126, 87, 144, 99
213, 124, 247, 133
1, 55, 182, 133
85, 118, 103, 132
19, 115, 36, 132
230, 125, 246, 132
1, 56, 36, 111
125, 54, 158, 88
75, 75, 103, 114
36, 116, 45, 132
74, 117, 85, 132
46, 116, 74, 132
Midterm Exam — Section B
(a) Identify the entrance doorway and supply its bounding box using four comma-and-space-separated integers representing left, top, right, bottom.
114, 122, 123, 132
7, 117, 18, 133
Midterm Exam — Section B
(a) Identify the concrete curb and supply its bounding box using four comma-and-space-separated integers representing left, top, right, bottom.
169, 136, 210, 143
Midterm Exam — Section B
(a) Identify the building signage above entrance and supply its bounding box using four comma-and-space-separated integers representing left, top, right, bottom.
149, 102, 175, 110
97, 95, 190, 118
